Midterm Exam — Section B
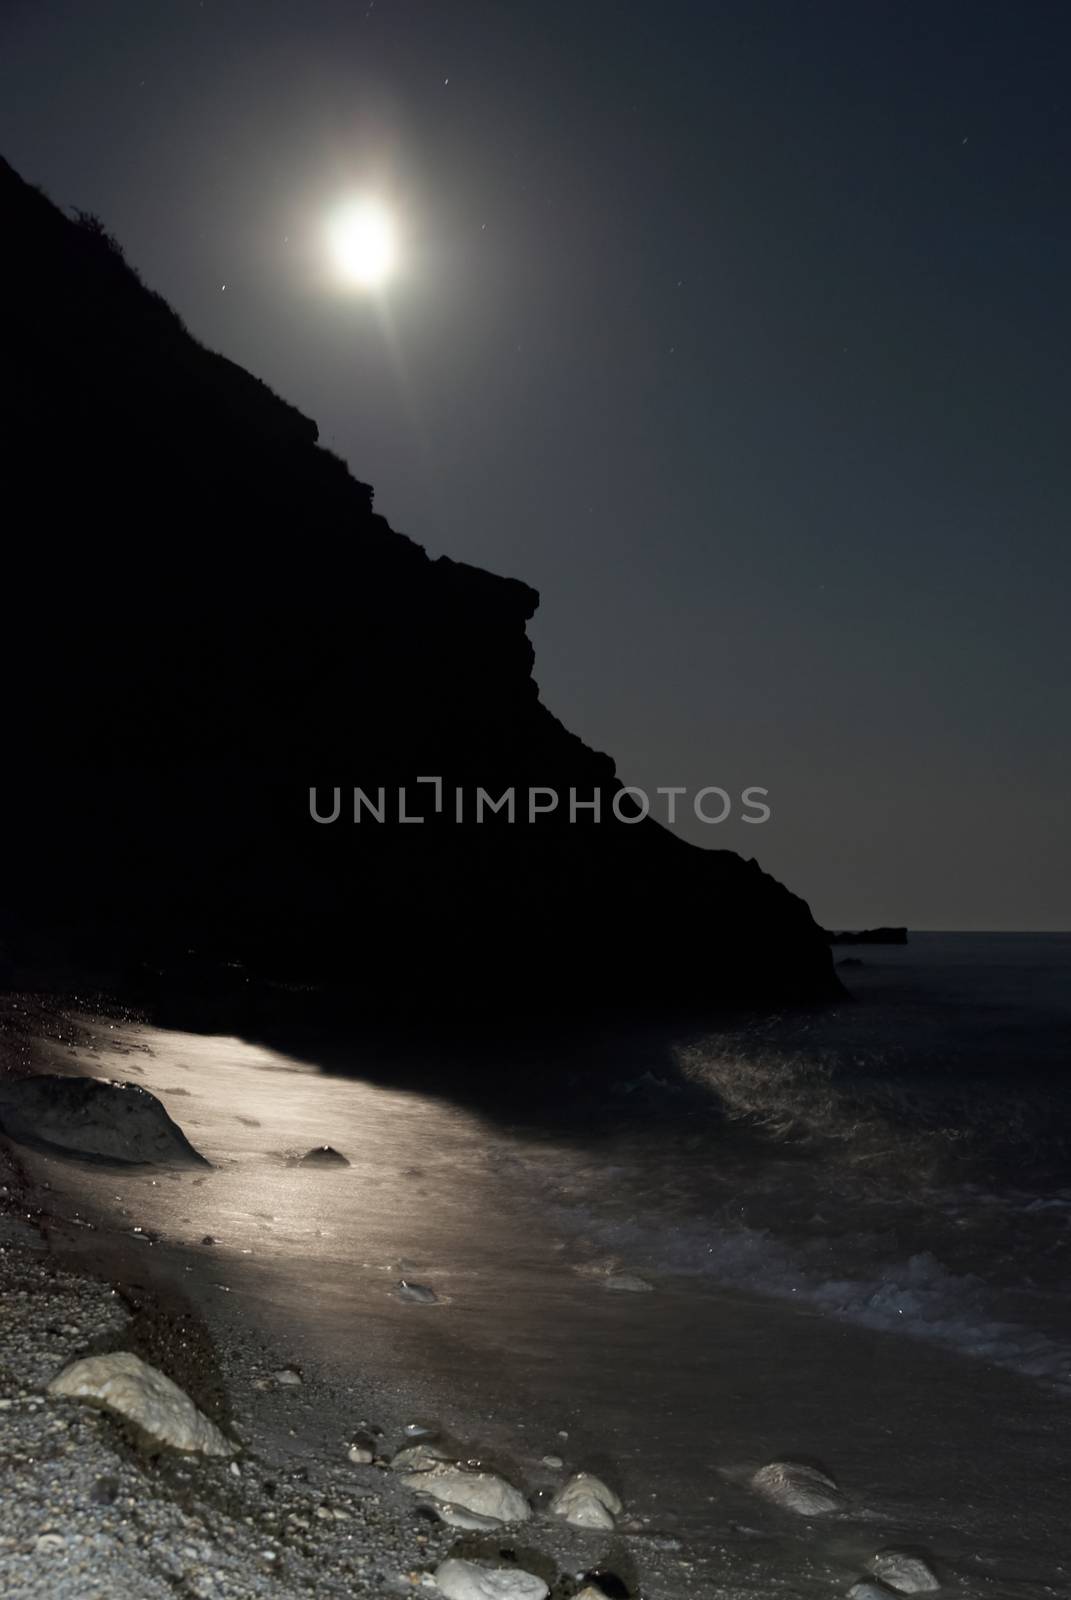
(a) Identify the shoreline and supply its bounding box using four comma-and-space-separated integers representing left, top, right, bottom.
3, 984, 1071, 1598
2, 1133, 677, 1600
0, 1130, 463, 1599
0, 989, 709, 1600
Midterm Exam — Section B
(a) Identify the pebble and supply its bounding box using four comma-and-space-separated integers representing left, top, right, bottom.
400, 1462, 530, 1523
750, 1459, 842, 1515
0, 1168, 455, 1600
434, 1557, 549, 1600
34, 1533, 67, 1553
550, 1472, 622, 1530
870, 1549, 941, 1593
396, 1280, 439, 1304
298, 1145, 351, 1167
579, 1570, 630, 1599
431, 1502, 504, 1531
391, 1440, 454, 1472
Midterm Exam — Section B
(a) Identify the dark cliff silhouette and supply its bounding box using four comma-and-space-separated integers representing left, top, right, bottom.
1, 156, 838, 1018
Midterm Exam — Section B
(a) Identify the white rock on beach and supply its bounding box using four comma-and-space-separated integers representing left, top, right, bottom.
47, 1351, 236, 1457
549, 1471, 622, 1529
400, 1462, 530, 1523
849, 1585, 898, 1600
433, 1503, 505, 1530
434, 1558, 548, 1600
870, 1550, 940, 1593
750, 1459, 841, 1515
391, 1439, 454, 1472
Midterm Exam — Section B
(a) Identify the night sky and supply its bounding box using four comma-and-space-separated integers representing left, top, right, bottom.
3, 1, 1068, 930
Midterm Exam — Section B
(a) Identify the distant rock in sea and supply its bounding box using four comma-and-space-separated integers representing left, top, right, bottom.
826, 926, 908, 945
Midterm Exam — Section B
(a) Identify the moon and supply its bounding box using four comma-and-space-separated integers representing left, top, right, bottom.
326, 198, 397, 289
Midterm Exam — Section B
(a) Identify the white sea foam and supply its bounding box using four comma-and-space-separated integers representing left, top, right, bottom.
538, 1190, 1071, 1388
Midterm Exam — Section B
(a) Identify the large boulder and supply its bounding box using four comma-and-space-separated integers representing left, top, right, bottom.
48, 1351, 235, 1456
0, 1075, 207, 1165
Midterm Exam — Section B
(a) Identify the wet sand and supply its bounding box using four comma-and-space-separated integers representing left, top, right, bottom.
3, 993, 1070, 1597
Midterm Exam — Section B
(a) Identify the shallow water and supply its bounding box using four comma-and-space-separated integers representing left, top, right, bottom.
11, 934, 1071, 1597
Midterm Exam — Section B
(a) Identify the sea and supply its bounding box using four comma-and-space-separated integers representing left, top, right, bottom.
545, 932, 1071, 1384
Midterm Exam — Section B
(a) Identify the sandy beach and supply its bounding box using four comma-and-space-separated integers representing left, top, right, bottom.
2, 981, 1070, 1599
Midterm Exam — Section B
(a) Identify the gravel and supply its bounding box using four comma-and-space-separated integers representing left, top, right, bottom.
0, 1137, 458, 1598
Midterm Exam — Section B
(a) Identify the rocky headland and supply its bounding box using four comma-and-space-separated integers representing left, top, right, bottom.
0, 153, 837, 1023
